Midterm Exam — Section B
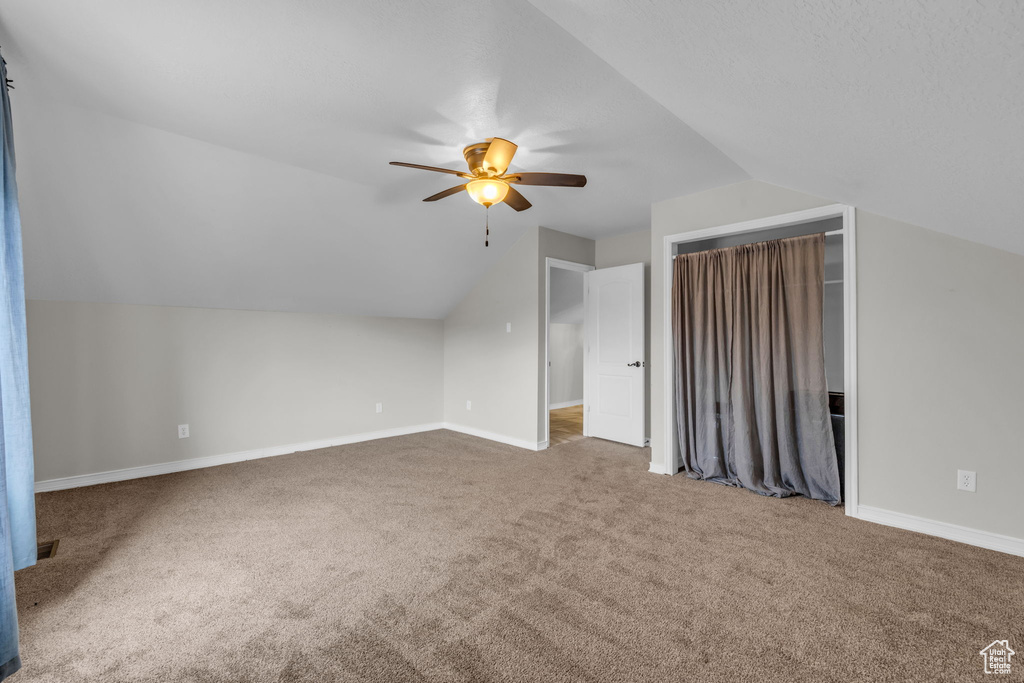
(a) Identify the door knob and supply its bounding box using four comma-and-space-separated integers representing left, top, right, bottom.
627, 361, 644, 367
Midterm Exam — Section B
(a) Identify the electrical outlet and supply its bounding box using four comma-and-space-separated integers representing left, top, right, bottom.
957, 469, 976, 492
375, 402, 383, 414
506, 322, 511, 333
178, 424, 190, 439
466, 400, 472, 411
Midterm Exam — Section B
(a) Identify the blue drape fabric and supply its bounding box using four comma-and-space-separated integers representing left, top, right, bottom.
0, 51, 36, 682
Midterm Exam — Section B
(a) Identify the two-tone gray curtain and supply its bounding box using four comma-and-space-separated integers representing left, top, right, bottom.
1, 52, 36, 682
671, 233, 840, 505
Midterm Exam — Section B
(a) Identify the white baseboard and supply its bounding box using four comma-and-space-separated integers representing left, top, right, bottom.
34, 423, 445, 493
442, 423, 544, 451
856, 505, 1024, 558
648, 461, 670, 475
549, 400, 583, 410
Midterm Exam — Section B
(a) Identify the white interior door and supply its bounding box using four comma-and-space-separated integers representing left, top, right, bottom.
584, 263, 645, 447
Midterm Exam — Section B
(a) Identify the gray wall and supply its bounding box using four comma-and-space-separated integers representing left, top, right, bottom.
595, 229, 652, 439
549, 268, 584, 324
548, 267, 585, 407
443, 227, 541, 444
823, 288, 844, 389
549, 323, 584, 406
596, 229, 652, 268
651, 180, 1024, 539
27, 300, 444, 482
443, 226, 594, 446
857, 216, 1023, 536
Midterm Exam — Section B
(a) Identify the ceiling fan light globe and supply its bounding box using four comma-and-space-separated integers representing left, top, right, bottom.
466, 178, 509, 207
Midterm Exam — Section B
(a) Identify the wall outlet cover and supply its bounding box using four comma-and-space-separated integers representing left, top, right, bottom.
466, 400, 472, 411
506, 322, 511, 333
178, 424, 190, 439
957, 469, 976, 492
375, 402, 383, 414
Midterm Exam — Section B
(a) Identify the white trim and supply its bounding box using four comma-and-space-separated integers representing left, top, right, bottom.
583, 274, 590, 438
34, 423, 445, 492
663, 203, 851, 245
550, 399, 584, 410
842, 206, 859, 516
660, 204, 859, 518
544, 258, 595, 447
662, 232, 676, 474
442, 422, 545, 451
856, 505, 1024, 558
648, 462, 670, 475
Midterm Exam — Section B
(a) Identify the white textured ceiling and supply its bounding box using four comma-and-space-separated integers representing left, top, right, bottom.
528, 0, 1024, 255
0, 0, 744, 317
3, 1, 1022, 319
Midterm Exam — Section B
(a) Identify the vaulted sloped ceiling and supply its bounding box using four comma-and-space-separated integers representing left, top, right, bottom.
527, 0, 1024, 256
0, 0, 744, 318
1, 1, 1021, 319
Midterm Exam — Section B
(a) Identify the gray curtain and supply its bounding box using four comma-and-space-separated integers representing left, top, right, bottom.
671, 233, 841, 505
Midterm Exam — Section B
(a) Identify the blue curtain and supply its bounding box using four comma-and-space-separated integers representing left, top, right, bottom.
0, 51, 36, 682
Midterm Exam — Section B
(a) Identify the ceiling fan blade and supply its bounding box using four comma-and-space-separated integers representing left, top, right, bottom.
507, 172, 587, 187
503, 186, 532, 212
423, 184, 467, 202
482, 138, 518, 175
390, 161, 468, 177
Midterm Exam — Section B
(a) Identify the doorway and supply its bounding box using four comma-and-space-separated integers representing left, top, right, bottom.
544, 258, 647, 449
545, 259, 592, 447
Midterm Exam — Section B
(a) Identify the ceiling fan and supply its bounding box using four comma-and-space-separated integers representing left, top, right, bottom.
389, 137, 587, 212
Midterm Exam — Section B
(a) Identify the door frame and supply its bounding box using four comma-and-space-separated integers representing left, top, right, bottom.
660, 204, 859, 517
544, 257, 595, 448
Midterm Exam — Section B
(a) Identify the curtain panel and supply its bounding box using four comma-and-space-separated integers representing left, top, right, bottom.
671, 233, 840, 505
0, 52, 36, 682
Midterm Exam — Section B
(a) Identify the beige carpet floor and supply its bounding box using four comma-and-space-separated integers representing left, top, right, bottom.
13, 431, 1024, 682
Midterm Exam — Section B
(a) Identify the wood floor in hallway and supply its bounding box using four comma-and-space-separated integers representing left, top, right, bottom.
549, 404, 585, 446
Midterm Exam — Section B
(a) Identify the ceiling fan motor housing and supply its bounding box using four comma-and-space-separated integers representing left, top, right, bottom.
463, 141, 496, 176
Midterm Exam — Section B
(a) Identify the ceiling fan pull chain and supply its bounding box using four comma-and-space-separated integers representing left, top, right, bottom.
485, 207, 489, 247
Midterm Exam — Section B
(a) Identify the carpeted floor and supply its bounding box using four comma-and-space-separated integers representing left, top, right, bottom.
13, 431, 1024, 682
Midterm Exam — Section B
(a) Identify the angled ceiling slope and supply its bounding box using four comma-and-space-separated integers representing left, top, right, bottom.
0, 0, 745, 318
529, 0, 1024, 256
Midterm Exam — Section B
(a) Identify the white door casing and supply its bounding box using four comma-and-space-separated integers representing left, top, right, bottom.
584, 263, 645, 447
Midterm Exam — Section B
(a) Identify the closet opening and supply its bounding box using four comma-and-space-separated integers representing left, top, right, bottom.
661, 205, 857, 514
